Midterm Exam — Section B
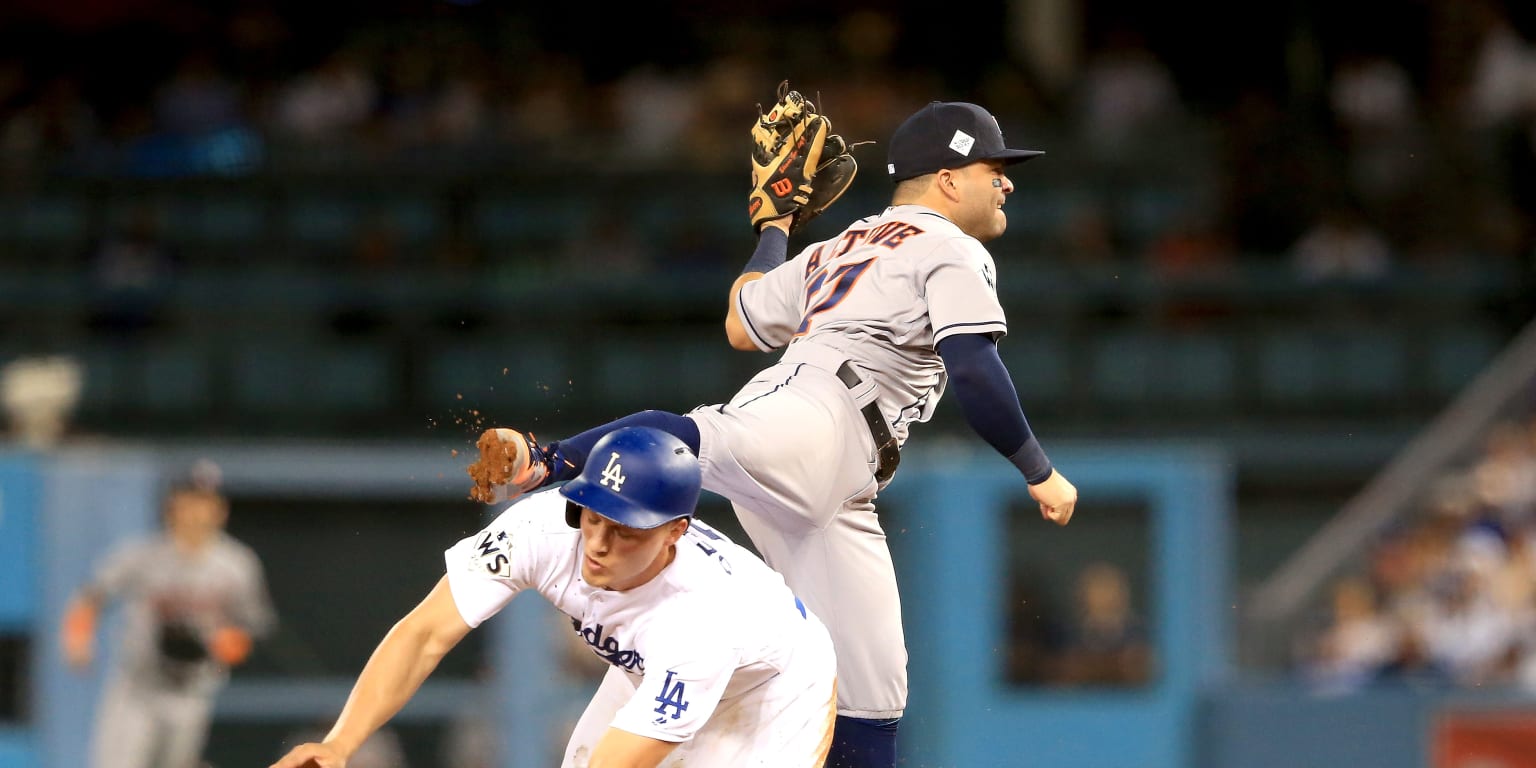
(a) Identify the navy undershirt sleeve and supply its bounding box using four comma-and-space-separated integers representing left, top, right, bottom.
547, 410, 701, 484
742, 227, 788, 274
936, 333, 1054, 484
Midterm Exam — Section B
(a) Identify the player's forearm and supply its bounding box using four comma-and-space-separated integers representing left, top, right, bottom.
936, 333, 1054, 483
590, 727, 680, 768
725, 224, 788, 350
325, 579, 469, 756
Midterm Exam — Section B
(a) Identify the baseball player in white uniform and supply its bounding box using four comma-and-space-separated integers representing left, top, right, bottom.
469, 99, 1078, 768
274, 427, 837, 768
61, 466, 276, 768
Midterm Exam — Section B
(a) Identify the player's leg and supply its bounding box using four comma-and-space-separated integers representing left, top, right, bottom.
827, 716, 899, 768
90, 675, 161, 768
155, 688, 215, 768
562, 665, 636, 768
733, 498, 907, 719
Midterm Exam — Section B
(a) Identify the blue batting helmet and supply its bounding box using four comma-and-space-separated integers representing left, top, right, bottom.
560, 427, 701, 529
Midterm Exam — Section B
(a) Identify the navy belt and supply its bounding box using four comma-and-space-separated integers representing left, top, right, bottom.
836, 362, 900, 483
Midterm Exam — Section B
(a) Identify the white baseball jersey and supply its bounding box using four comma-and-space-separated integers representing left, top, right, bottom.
734, 203, 1008, 445
685, 204, 1007, 719
443, 489, 836, 766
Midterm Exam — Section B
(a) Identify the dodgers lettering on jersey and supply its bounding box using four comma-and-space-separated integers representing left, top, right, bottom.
734, 204, 1007, 445
442, 489, 829, 745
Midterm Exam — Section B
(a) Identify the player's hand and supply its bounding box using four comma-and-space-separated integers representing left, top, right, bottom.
1029, 469, 1077, 526
211, 625, 253, 666
270, 741, 348, 768
61, 602, 96, 670
62, 630, 93, 670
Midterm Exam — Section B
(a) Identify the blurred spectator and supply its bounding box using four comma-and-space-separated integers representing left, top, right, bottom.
1288, 205, 1394, 282
1143, 211, 1236, 325
1415, 561, 1522, 686
1461, 0, 1536, 134
1050, 562, 1153, 686
1327, 54, 1433, 247
271, 49, 377, 143
81, 203, 180, 338
0, 74, 100, 162
1074, 27, 1181, 165
154, 50, 245, 136
1302, 577, 1399, 693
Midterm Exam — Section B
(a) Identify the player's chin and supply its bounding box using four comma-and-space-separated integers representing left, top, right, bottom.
977, 211, 1008, 242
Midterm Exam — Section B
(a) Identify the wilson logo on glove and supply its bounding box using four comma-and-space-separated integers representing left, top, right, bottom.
749, 80, 868, 234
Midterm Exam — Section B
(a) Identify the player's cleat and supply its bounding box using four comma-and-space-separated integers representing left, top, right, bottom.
469, 428, 551, 504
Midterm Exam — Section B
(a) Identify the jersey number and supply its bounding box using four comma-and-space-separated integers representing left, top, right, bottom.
795, 258, 875, 336
653, 670, 690, 720
690, 521, 732, 574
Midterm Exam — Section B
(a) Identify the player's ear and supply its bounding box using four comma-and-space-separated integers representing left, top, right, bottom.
667, 518, 690, 544
938, 169, 960, 200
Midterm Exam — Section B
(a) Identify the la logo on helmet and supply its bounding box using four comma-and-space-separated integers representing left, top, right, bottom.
600, 452, 627, 492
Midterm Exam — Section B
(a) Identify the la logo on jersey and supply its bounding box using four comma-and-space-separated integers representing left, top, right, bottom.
600, 452, 626, 491
652, 670, 690, 722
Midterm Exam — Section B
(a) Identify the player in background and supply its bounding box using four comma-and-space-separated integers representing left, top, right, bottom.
60, 460, 276, 768
273, 427, 837, 768
468, 99, 1078, 768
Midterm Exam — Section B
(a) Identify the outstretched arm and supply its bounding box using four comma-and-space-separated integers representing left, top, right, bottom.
725, 219, 790, 350
269, 576, 472, 768
590, 727, 681, 768
937, 333, 1077, 525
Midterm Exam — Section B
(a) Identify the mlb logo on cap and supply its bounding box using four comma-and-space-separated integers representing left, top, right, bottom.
887, 101, 1043, 182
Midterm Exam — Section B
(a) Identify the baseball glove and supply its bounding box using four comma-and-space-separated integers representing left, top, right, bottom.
748, 81, 861, 234
157, 621, 209, 664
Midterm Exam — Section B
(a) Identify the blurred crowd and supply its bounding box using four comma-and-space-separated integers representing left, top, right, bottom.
0, 0, 1533, 278
1301, 407, 1536, 693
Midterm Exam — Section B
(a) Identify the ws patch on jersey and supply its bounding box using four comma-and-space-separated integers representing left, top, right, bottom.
469, 529, 514, 578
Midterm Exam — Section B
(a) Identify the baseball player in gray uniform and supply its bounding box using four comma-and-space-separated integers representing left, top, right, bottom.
274, 428, 837, 768
61, 465, 276, 768
469, 99, 1078, 768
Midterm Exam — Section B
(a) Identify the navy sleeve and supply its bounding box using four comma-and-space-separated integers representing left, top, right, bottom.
937, 333, 1054, 484
742, 227, 788, 274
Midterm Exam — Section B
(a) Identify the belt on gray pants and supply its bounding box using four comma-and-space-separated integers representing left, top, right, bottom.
835, 362, 900, 483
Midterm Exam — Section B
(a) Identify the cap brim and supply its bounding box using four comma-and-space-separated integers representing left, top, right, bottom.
560, 479, 681, 530
987, 149, 1045, 165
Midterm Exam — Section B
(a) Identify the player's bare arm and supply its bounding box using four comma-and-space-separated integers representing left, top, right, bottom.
269, 577, 471, 768
589, 727, 682, 768
725, 216, 791, 350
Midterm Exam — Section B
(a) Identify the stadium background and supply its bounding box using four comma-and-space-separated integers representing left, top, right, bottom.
1, 0, 1535, 765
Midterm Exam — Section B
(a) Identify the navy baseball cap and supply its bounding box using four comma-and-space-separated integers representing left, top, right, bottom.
886, 101, 1043, 182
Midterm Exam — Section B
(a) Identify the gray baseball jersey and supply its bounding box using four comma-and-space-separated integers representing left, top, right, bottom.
86, 530, 274, 768
734, 203, 1008, 445
686, 203, 1007, 719
89, 531, 275, 693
